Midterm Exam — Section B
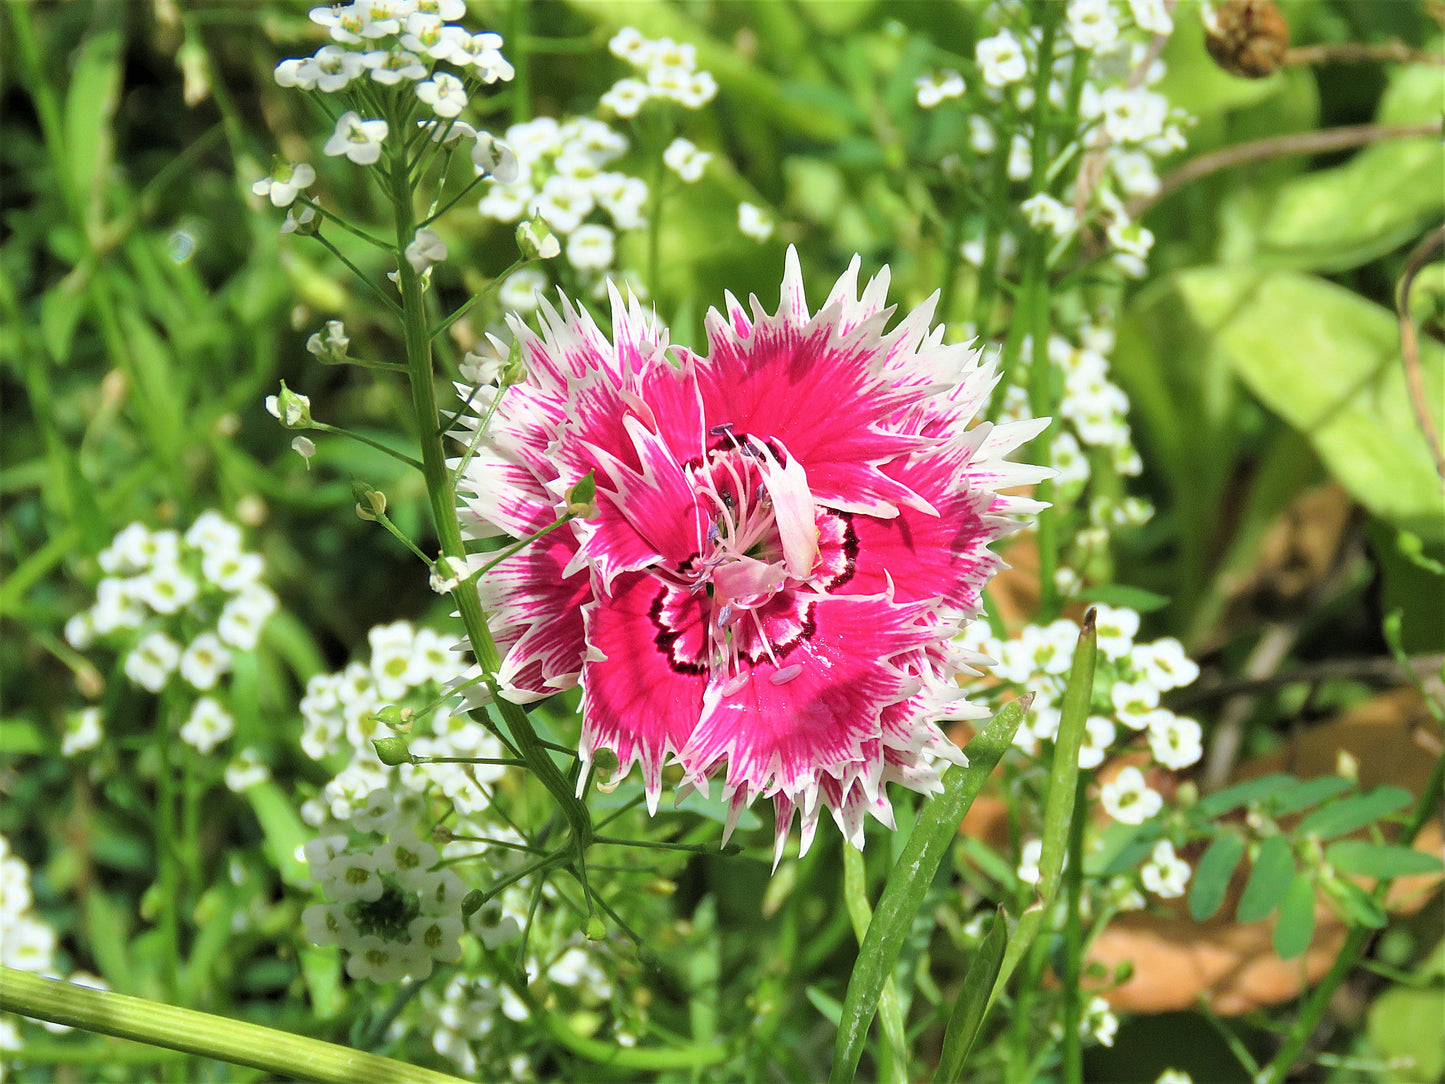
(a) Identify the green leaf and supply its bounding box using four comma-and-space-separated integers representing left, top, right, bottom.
829, 698, 1027, 1084
1194, 774, 1293, 819
1236, 835, 1296, 923
1189, 833, 1247, 922
1169, 269, 1445, 540
805, 985, 843, 1027
1326, 840, 1444, 880
1265, 776, 1353, 817
988, 618, 1097, 1017
1075, 584, 1171, 614
61, 28, 124, 223
1326, 877, 1388, 929
0, 717, 46, 756
1298, 786, 1413, 839
1273, 872, 1317, 959
1259, 62, 1445, 274
933, 907, 1007, 1084
245, 782, 311, 888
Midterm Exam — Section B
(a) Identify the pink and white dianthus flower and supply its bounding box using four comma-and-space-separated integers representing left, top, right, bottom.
455, 248, 1047, 865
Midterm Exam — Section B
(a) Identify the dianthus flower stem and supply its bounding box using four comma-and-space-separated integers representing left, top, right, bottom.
384, 148, 594, 858
0, 968, 466, 1084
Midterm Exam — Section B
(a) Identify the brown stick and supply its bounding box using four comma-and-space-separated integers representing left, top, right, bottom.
1284, 41, 1445, 67
1394, 224, 1445, 485
1127, 121, 1445, 220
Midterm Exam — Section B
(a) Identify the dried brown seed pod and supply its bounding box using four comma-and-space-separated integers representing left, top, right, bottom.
1204, 0, 1291, 78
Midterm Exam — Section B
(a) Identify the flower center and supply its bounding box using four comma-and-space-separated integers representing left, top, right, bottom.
646, 434, 857, 694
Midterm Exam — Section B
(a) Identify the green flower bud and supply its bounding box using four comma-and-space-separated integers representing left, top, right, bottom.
516, 216, 560, 260
372, 736, 413, 765
265, 380, 312, 429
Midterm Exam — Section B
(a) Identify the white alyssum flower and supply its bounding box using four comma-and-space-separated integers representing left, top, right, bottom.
415, 72, 468, 118
224, 747, 270, 792
202, 549, 264, 592
125, 631, 182, 692
1091, 604, 1139, 659
1100, 766, 1163, 824
217, 585, 277, 650
1085, 995, 1119, 1046
1099, 86, 1169, 143
1129, 0, 1174, 35
1147, 711, 1204, 770
662, 137, 711, 182
1021, 193, 1079, 239
251, 162, 316, 208
914, 69, 965, 108
324, 112, 390, 166
600, 77, 651, 118
405, 228, 448, 273
1067, 0, 1120, 51
738, 202, 774, 242
1134, 637, 1199, 690
1078, 715, 1117, 770
565, 223, 615, 272
976, 30, 1028, 88
180, 697, 236, 754
468, 898, 522, 949
498, 268, 547, 313
1017, 838, 1044, 885
471, 133, 519, 182
137, 563, 200, 615
62, 708, 104, 756
179, 632, 233, 691
1140, 839, 1191, 898
1111, 679, 1160, 729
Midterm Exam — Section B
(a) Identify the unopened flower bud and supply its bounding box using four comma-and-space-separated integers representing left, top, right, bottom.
591, 745, 621, 792
517, 216, 560, 260
584, 914, 607, 941
265, 381, 312, 428
352, 481, 387, 521
372, 736, 413, 765
306, 320, 349, 363
372, 705, 414, 732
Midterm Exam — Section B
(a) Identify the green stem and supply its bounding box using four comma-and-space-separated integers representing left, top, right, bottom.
155, 696, 183, 1004
384, 146, 594, 858
1060, 783, 1088, 1084
0, 968, 466, 1084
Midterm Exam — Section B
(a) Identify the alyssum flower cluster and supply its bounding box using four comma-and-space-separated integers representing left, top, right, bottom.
456, 248, 1047, 863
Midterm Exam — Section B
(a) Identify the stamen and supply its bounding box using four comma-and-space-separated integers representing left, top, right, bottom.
708, 421, 734, 436
769, 664, 802, 686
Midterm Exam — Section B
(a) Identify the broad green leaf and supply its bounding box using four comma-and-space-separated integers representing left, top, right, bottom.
1266, 776, 1353, 818
933, 907, 1006, 1084
1237, 835, 1295, 923
1260, 63, 1444, 271
1297, 786, 1413, 839
1171, 269, 1445, 540
61, 27, 124, 225
1273, 872, 1317, 959
829, 698, 1026, 1084
1194, 773, 1293, 819
0, 718, 46, 756
1326, 840, 1444, 880
1189, 833, 1246, 922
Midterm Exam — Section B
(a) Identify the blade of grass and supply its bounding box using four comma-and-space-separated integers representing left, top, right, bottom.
933, 906, 1008, 1083
988, 610, 1098, 1016
829, 696, 1029, 1084
842, 845, 908, 1084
